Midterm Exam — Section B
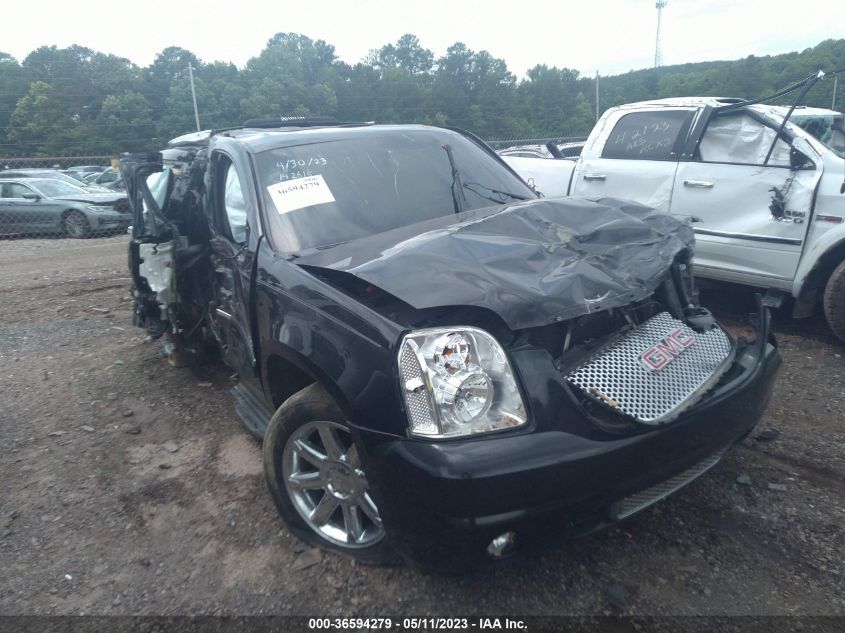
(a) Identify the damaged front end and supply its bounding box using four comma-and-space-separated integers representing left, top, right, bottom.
540, 269, 739, 432
121, 146, 213, 355
288, 195, 780, 567
296, 195, 750, 432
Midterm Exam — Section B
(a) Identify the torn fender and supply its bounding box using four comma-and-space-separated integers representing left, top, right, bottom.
295, 197, 695, 330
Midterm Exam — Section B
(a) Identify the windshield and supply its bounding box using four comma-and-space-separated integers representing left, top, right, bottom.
29, 179, 88, 197
791, 113, 845, 158
255, 127, 536, 252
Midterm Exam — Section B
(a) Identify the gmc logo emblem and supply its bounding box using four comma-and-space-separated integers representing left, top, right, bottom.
638, 327, 696, 371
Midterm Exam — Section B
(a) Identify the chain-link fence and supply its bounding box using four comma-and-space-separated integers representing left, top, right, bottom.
486, 135, 588, 158
0, 154, 130, 241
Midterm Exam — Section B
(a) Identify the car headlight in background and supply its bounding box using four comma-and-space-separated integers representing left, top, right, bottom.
86, 205, 114, 213
398, 327, 526, 438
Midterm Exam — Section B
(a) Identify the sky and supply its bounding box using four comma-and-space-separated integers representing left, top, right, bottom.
3, 0, 843, 78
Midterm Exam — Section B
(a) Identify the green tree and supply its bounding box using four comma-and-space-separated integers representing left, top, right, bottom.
518, 65, 583, 135
143, 46, 201, 114
367, 34, 434, 77
95, 91, 155, 153
6, 81, 92, 154
199, 61, 248, 127
20, 45, 129, 122
155, 76, 213, 141
0, 53, 26, 146
432, 43, 519, 137
243, 33, 342, 117
0, 34, 843, 155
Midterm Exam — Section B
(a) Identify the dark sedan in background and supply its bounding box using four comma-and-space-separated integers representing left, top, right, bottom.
0, 178, 130, 238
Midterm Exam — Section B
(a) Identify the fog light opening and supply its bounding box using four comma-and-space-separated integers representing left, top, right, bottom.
486, 531, 518, 560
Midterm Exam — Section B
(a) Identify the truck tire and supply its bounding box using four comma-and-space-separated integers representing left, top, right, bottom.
823, 258, 845, 344
262, 383, 400, 565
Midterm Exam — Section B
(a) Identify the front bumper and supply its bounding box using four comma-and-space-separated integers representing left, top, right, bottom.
360, 312, 781, 569
90, 211, 131, 230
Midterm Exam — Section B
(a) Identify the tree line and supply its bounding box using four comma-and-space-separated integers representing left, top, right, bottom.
0, 34, 842, 156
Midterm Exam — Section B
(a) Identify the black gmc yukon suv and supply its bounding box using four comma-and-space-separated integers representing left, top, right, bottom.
121, 119, 780, 572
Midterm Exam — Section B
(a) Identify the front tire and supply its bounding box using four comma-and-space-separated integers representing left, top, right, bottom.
62, 210, 91, 238
262, 383, 398, 564
823, 258, 845, 344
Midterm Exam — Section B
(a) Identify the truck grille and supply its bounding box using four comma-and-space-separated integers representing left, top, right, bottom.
566, 312, 732, 425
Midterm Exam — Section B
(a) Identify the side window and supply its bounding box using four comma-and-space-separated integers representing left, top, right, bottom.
145, 169, 171, 210
601, 110, 693, 160
698, 113, 790, 166
223, 162, 248, 243
3, 183, 33, 198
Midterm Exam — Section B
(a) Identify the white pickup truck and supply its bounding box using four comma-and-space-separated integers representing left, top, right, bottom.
504, 98, 845, 342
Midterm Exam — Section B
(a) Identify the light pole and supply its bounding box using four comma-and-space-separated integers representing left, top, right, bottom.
595, 71, 600, 121
187, 63, 201, 132
655, 0, 667, 68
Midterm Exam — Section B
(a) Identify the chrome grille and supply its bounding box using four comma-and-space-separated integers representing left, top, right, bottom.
566, 312, 732, 424
609, 449, 726, 520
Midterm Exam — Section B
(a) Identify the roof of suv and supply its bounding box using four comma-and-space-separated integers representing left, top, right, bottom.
768, 105, 842, 118
616, 98, 843, 117
170, 123, 457, 154
617, 97, 746, 109
168, 116, 375, 147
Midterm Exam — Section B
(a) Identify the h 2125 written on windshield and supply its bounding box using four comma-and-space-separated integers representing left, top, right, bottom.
267, 174, 336, 215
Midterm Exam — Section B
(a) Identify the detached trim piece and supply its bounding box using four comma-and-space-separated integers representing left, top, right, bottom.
693, 227, 803, 246
609, 448, 727, 519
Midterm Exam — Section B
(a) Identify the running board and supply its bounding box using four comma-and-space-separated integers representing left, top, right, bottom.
761, 290, 786, 309
231, 383, 274, 439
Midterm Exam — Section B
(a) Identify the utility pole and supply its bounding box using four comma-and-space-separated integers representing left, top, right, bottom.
833, 76, 838, 110
187, 63, 201, 132
655, 0, 667, 68
596, 71, 600, 121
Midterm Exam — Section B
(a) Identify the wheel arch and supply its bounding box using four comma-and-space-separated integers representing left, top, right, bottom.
61, 207, 87, 219
261, 341, 354, 420
793, 237, 845, 318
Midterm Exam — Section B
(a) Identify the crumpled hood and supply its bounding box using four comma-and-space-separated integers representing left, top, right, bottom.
296, 197, 695, 330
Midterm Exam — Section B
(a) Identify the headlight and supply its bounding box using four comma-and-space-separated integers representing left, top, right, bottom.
398, 327, 527, 438
86, 205, 114, 213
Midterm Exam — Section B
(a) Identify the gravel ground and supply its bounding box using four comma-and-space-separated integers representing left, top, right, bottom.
0, 236, 843, 617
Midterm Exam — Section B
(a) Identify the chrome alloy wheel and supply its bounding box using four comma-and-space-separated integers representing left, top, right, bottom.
282, 420, 385, 548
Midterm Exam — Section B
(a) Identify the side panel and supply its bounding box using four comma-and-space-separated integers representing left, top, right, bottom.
2, 183, 65, 233
254, 240, 405, 435
672, 161, 819, 282
501, 157, 575, 198
570, 107, 696, 212
209, 237, 258, 375
203, 146, 262, 382
792, 150, 845, 297
572, 157, 679, 212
